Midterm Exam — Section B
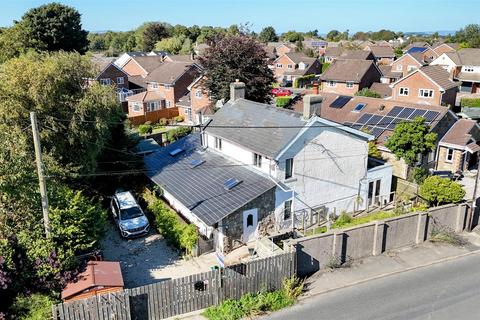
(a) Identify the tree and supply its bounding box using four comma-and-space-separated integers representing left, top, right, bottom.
199, 34, 274, 103
368, 141, 383, 159
371, 29, 397, 41
16, 3, 88, 53
282, 30, 304, 43
326, 30, 341, 41
258, 26, 278, 43
141, 22, 169, 51
352, 31, 370, 41
384, 117, 437, 166
453, 24, 480, 48
155, 35, 187, 54
419, 176, 465, 206
305, 29, 319, 38
355, 88, 381, 98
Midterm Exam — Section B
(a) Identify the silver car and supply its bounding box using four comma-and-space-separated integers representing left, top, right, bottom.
110, 191, 149, 238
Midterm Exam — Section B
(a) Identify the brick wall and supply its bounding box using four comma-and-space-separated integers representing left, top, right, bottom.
391, 55, 422, 77
122, 59, 147, 77
97, 64, 129, 90
392, 71, 443, 105
321, 81, 360, 95
436, 146, 464, 172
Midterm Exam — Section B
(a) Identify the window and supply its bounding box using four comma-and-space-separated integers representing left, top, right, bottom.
353, 103, 366, 112
116, 77, 124, 85
284, 200, 292, 220
327, 81, 336, 87
298, 62, 306, 70
146, 101, 160, 112
166, 100, 172, 108
131, 103, 141, 112
285, 158, 294, 179
287, 64, 293, 69
253, 153, 262, 168
100, 78, 111, 85
407, 65, 416, 72
396, 64, 403, 71
399, 87, 409, 96
246, 214, 253, 227
465, 66, 474, 72
195, 89, 203, 98
276, 63, 283, 68
418, 89, 434, 98
215, 137, 222, 150
346, 81, 354, 88
151, 82, 159, 89
446, 148, 454, 163
164, 84, 173, 90
428, 151, 435, 163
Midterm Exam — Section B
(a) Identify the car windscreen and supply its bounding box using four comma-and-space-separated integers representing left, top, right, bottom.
119, 207, 143, 220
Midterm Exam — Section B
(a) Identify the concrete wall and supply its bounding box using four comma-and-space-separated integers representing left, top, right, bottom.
288, 202, 470, 276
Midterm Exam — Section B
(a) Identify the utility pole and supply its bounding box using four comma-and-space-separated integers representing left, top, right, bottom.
30, 112, 50, 237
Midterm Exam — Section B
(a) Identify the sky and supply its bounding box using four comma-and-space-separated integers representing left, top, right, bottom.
1, 0, 477, 34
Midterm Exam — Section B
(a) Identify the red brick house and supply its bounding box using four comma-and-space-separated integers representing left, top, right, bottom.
391, 65, 458, 106
390, 52, 428, 77
272, 52, 322, 85
177, 75, 214, 124
267, 42, 294, 57
378, 65, 402, 84
324, 47, 344, 63
121, 55, 164, 78
433, 43, 460, 56
126, 61, 201, 124
365, 46, 396, 65
320, 59, 381, 95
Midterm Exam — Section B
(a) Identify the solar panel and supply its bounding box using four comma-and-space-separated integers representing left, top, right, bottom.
356, 113, 373, 125
371, 127, 384, 138
398, 107, 416, 119
407, 109, 426, 119
189, 159, 205, 168
224, 178, 242, 190
330, 96, 352, 109
169, 148, 184, 157
424, 111, 440, 122
367, 115, 383, 126
377, 116, 394, 128
387, 122, 396, 130
353, 103, 366, 112
387, 106, 404, 117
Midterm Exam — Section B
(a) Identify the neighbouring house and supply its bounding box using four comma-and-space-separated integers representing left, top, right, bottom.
391, 65, 458, 107
405, 46, 438, 63
267, 42, 294, 57
177, 75, 213, 124
303, 38, 328, 56
126, 61, 201, 124
114, 51, 149, 69
272, 52, 322, 85
293, 92, 458, 180
194, 43, 210, 56
430, 48, 480, 93
365, 45, 396, 65
369, 82, 392, 98
61, 261, 124, 302
89, 56, 132, 105
436, 119, 480, 173
432, 42, 460, 56
403, 42, 430, 52
324, 47, 344, 63
378, 65, 403, 84
145, 82, 392, 253
390, 52, 428, 77
339, 49, 375, 61
320, 59, 381, 95
120, 55, 164, 78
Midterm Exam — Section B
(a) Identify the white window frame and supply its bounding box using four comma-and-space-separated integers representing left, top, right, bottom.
100, 78, 111, 85
164, 84, 173, 90
253, 153, 262, 168
166, 100, 172, 108
287, 64, 293, 69
396, 64, 403, 71
131, 103, 141, 112
146, 101, 160, 112
276, 63, 283, 68
418, 89, 434, 98
407, 65, 416, 72
214, 137, 222, 150
116, 77, 124, 85
346, 81, 354, 88
151, 82, 159, 89
399, 87, 409, 96
285, 158, 294, 179
284, 200, 292, 220
445, 148, 454, 163
195, 89, 203, 98
327, 81, 336, 87
464, 66, 474, 72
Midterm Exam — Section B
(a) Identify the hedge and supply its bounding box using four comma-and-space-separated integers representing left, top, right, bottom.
166, 126, 192, 143
293, 74, 316, 88
355, 88, 381, 98
460, 98, 480, 108
276, 96, 292, 108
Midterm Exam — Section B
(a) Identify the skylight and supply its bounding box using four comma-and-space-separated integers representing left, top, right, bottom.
224, 178, 242, 190
169, 148, 184, 157
353, 103, 366, 112
189, 159, 205, 168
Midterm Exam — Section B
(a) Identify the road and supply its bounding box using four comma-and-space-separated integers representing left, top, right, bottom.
266, 252, 480, 320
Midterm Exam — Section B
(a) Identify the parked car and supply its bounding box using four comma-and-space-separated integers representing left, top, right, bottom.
110, 191, 149, 238
271, 88, 293, 97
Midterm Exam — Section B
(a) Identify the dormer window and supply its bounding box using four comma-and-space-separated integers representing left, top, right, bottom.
298, 62, 306, 70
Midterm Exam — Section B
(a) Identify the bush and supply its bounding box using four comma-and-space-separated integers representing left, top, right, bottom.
419, 176, 465, 206
12, 293, 57, 320
410, 167, 429, 184
276, 96, 292, 108
174, 115, 184, 122
293, 74, 315, 88
460, 98, 480, 108
321, 62, 330, 73
138, 124, 152, 135
355, 88, 381, 98
166, 126, 192, 143
144, 191, 198, 255
158, 118, 167, 126
332, 213, 352, 228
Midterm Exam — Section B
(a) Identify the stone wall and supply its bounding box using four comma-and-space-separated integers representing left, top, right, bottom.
288, 202, 470, 276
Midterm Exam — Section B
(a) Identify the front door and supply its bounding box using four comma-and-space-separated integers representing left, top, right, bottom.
243, 209, 258, 243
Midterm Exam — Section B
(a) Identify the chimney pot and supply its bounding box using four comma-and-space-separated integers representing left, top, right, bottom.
230, 81, 245, 101
303, 95, 323, 120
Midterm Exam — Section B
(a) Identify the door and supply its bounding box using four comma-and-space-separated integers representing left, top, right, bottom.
243, 209, 258, 243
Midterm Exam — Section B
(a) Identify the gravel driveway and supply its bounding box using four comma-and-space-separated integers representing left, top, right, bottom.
100, 222, 180, 288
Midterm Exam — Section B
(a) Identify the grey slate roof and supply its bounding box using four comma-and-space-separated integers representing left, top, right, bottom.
144, 134, 276, 226
205, 99, 305, 158
320, 59, 377, 83
420, 65, 459, 90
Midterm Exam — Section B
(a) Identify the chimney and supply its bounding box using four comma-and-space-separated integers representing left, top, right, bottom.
303, 95, 323, 120
230, 80, 245, 101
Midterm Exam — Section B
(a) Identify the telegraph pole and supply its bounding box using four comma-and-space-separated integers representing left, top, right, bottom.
30, 112, 50, 237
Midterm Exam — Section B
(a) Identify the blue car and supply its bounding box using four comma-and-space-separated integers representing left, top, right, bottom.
110, 191, 149, 238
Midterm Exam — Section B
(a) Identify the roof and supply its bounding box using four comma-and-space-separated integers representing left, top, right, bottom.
440, 119, 478, 148
91, 56, 116, 73
177, 92, 191, 107
445, 48, 480, 66
407, 47, 428, 54
324, 47, 344, 57
340, 50, 374, 60
320, 59, 378, 83
126, 90, 165, 103
456, 72, 480, 83
61, 261, 124, 300
164, 54, 195, 62
292, 92, 448, 147
418, 65, 459, 90
283, 52, 317, 65
369, 82, 392, 98
433, 42, 460, 50
130, 56, 164, 73
144, 134, 276, 225
404, 42, 429, 51
145, 61, 197, 84
128, 75, 148, 88
368, 46, 395, 58
378, 65, 402, 79
134, 138, 162, 155
409, 52, 428, 65
205, 98, 305, 158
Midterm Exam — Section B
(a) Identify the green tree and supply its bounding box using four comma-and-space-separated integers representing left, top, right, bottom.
282, 31, 304, 43
355, 88, 382, 98
384, 117, 437, 166
199, 34, 274, 103
368, 141, 383, 159
155, 35, 186, 54
371, 29, 397, 41
419, 176, 465, 206
453, 24, 480, 48
17, 3, 88, 53
352, 31, 370, 41
142, 22, 169, 51
326, 30, 341, 41
259, 26, 278, 43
